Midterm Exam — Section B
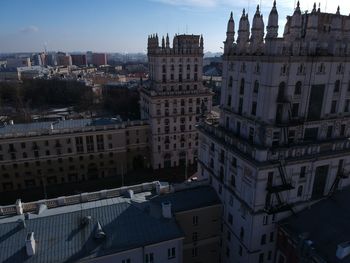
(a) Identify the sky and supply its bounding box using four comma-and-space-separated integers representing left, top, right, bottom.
0, 0, 350, 53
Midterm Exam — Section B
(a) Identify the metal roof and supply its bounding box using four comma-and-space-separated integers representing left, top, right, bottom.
280, 187, 350, 263
150, 185, 221, 213
0, 194, 183, 263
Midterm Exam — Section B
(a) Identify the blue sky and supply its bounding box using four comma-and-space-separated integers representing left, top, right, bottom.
0, 0, 348, 53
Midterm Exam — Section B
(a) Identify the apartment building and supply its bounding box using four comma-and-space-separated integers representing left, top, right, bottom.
198, 3, 350, 262
0, 119, 150, 192
0, 180, 221, 263
140, 34, 213, 169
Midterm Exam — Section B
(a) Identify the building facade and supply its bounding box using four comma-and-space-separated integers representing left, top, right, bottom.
0, 119, 150, 193
198, 3, 350, 263
140, 34, 213, 169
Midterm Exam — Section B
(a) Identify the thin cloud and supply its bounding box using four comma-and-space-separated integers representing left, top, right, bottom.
151, 0, 350, 14
20, 25, 39, 33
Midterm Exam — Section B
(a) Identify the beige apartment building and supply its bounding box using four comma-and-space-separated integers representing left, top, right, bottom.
140, 34, 213, 169
0, 119, 150, 192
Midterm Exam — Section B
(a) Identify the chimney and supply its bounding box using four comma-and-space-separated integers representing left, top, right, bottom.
16, 199, 23, 215
94, 221, 106, 239
162, 201, 172, 219
25, 232, 36, 256
126, 189, 134, 199
336, 241, 350, 259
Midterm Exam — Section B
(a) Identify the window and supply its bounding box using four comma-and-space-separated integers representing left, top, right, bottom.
193, 215, 198, 225
238, 98, 243, 114
227, 94, 232, 107
344, 100, 350, 112
240, 227, 244, 240
261, 234, 266, 245
259, 253, 264, 263
294, 81, 302, 95
192, 247, 198, 257
251, 101, 257, 116
229, 76, 233, 87
331, 100, 337, 114
227, 230, 231, 241
334, 80, 340, 93
327, 126, 333, 139
292, 103, 299, 118
239, 245, 243, 256
254, 80, 259, 93
268, 250, 272, 260
145, 253, 154, 263
340, 124, 346, 137
122, 259, 131, 263
240, 78, 245, 95
249, 127, 254, 142
270, 232, 274, 242
300, 166, 306, 178
192, 232, 198, 241
228, 213, 233, 225
167, 247, 176, 259
263, 215, 268, 225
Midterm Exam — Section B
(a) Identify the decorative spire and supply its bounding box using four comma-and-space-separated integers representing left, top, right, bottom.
230, 11, 233, 20
162, 36, 165, 48
336, 6, 340, 15
200, 35, 204, 49
255, 5, 260, 16
312, 2, 316, 13
242, 8, 245, 17
267, 0, 279, 38
294, 1, 301, 14
318, 3, 321, 13
166, 33, 170, 48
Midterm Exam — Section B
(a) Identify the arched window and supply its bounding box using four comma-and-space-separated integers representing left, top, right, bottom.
334, 80, 340, 93
297, 185, 303, 197
240, 78, 245, 95
253, 80, 259, 93
229, 76, 233, 87
294, 81, 302, 95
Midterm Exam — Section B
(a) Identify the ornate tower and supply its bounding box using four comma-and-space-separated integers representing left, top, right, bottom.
140, 34, 212, 169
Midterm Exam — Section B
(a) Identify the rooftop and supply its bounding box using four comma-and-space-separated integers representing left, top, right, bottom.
279, 187, 350, 263
0, 180, 218, 263
0, 118, 148, 139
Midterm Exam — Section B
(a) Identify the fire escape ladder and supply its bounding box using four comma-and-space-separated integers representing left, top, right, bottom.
328, 169, 349, 197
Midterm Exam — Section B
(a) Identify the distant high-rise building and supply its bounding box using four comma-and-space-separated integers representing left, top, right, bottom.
71, 54, 87, 66
56, 52, 72, 66
6, 57, 31, 69
140, 34, 213, 169
92, 53, 107, 66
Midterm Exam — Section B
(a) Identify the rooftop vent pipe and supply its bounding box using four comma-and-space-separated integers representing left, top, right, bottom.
94, 221, 106, 239
25, 232, 36, 256
162, 201, 172, 219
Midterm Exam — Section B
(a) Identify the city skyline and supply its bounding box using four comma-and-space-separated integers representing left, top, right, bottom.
1, 0, 349, 53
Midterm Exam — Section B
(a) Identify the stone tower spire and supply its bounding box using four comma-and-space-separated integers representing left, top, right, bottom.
224, 12, 235, 54
266, 1, 279, 38
251, 5, 265, 51
237, 9, 250, 52
166, 33, 170, 48
289, 1, 302, 39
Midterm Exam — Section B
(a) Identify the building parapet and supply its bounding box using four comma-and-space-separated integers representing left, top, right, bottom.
0, 181, 159, 216
0, 119, 149, 140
